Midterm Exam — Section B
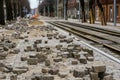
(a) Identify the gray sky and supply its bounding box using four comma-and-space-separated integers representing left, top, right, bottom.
28, 0, 41, 9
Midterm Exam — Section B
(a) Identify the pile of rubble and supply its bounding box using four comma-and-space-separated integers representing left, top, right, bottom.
0, 20, 116, 80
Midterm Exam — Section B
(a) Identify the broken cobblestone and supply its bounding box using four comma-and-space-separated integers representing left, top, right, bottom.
0, 19, 119, 80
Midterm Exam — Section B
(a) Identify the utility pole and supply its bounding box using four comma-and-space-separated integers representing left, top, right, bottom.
114, 0, 117, 26
64, 0, 66, 20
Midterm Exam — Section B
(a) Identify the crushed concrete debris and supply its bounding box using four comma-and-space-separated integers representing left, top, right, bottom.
0, 19, 119, 80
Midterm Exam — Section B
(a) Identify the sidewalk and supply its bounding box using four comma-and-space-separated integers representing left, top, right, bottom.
67, 18, 120, 27
66, 18, 120, 33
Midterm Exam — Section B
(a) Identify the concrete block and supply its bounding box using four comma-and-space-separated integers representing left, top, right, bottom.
79, 56, 87, 64
9, 50, 15, 54
32, 73, 42, 80
62, 52, 69, 58
19, 36, 25, 39
45, 59, 50, 66
24, 46, 32, 52
87, 57, 94, 61
3, 46, 9, 51
36, 47, 42, 52
10, 74, 17, 80
83, 49, 93, 56
73, 53, 80, 59
73, 68, 85, 78
33, 44, 37, 48
3, 67, 11, 73
41, 68, 49, 74
53, 57, 62, 62
103, 75, 113, 80
47, 33, 53, 37
58, 71, 68, 78
34, 40, 42, 44
56, 45, 62, 50
27, 46, 32, 50
27, 58, 38, 65
12, 67, 28, 74
57, 52, 62, 57
42, 75, 54, 80
75, 46, 82, 51
92, 61, 106, 73
13, 48, 20, 54
0, 73, 6, 79
0, 52, 8, 59
48, 36, 52, 40
37, 54, 47, 62
59, 39, 65, 43
67, 46, 74, 52
9, 43, 16, 48
49, 68, 59, 75
66, 38, 73, 43
21, 55, 27, 61
90, 72, 99, 80
71, 60, 78, 65
29, 53, 37, 58
59, 35, 66, 39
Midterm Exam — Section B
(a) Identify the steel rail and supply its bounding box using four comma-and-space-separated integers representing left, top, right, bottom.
49, 22, 120, 53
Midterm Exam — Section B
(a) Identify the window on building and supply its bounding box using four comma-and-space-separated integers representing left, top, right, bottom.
110, 6, 113, 21
116, 6, 119, 17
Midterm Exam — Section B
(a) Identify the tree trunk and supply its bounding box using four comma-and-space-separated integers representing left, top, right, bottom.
18, 1, 21, 16
96, 0, 106, 25
80, 0, 86, 22
13, 2, 17, 19
0, 0, 5, 25
89, 0, 95, 24
5, 0, 13, 21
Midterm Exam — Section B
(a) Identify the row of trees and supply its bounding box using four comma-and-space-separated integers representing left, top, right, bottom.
0, 0, 30, 25
39, 0, 106, 25
39, 0, 68, 18
39, 0, 55, 17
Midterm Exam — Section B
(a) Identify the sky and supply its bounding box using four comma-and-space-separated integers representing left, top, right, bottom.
28, 0, 42, 9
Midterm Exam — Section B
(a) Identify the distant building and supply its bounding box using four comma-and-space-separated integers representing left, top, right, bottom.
67, 0, 89, 19
95, 0, 120, 22
67, 0, 78, 19
58, 0, 64, 18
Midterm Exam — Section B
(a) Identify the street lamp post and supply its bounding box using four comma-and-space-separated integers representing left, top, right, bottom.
64, 0, 66, 20
114, 0, 117, 26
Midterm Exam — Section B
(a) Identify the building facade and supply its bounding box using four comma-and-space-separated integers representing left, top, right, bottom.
67, 0, 78, 19
67, 0, 89, 19
58, 0, 64, 18
96, 0, 120, 22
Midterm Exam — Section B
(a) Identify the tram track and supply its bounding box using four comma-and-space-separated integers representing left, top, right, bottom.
48, 22, 120, 58
61, 21, 120, 37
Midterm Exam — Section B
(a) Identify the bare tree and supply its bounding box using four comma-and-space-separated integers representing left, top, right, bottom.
39, 0, 55, 16
0, 0, 5, 25
5, 0, 13, 21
